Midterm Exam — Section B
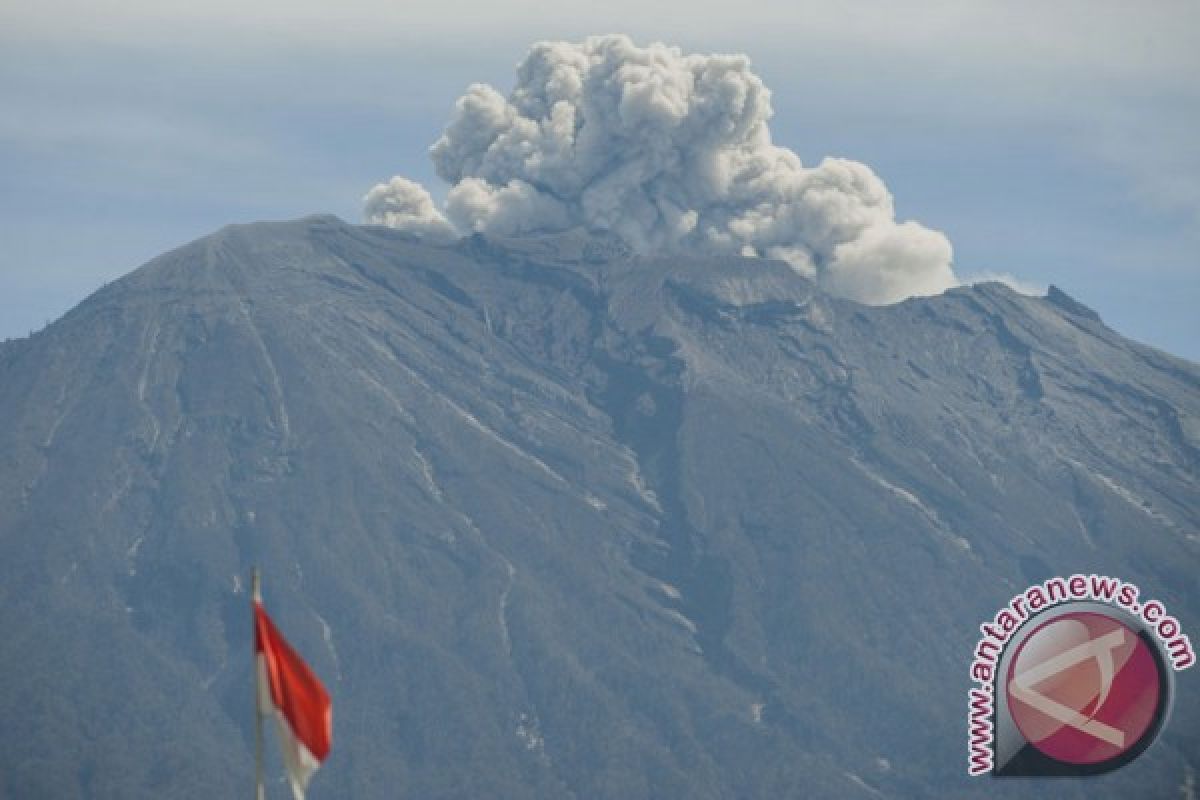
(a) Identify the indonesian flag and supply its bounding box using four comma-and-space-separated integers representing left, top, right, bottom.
254, 591, 332, 799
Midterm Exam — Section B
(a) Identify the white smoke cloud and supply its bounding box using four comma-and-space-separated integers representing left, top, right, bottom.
966, 271, 1046, 297
362, 176, 456, 241
364, 34, 958, 304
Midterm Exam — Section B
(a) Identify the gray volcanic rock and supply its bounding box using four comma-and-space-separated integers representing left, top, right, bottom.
0, 215, 1196, 798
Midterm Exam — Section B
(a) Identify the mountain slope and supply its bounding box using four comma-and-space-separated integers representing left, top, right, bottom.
1, 215, 1196, 798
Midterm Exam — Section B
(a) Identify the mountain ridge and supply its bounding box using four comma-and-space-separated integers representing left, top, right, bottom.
1, 215, 1196, 799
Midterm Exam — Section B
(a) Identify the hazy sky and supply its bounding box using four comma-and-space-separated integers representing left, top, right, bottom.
2, 1, 1197, 358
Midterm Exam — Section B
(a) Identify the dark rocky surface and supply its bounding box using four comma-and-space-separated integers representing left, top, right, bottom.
1, 215, 1196, 798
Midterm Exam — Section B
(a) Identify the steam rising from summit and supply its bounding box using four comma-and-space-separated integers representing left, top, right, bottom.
365, 35, 958, 304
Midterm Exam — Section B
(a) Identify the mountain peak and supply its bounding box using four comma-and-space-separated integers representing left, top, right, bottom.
1045, 283, 1103, 321
2, 216, 1196, 798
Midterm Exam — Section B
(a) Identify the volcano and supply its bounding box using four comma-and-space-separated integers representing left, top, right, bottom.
0, 215, 1196, 798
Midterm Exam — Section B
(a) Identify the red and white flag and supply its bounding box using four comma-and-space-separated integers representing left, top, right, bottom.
254, 582, 332, 799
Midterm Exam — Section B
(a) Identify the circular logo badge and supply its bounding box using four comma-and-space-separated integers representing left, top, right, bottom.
1005, 610, 1166, 767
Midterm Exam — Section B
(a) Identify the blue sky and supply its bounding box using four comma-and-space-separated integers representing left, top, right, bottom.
2, 1, 1197, 359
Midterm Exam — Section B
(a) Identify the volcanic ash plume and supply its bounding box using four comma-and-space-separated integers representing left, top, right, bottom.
365, 34, 958, 304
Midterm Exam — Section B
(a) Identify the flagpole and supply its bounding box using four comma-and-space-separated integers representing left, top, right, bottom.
253, 568, 265, 800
